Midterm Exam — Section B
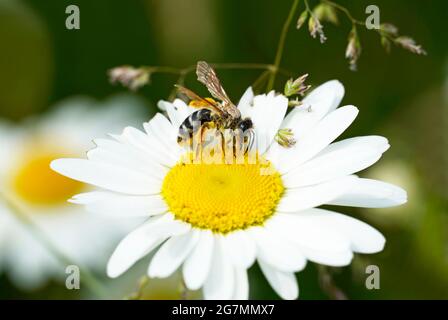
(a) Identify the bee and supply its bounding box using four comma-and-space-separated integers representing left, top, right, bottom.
176, 61, 254, 155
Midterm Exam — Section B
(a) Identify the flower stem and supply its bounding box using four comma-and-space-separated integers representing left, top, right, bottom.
321, 0, 380, 34
266, 0, 300, 91
145, 63, 276, 78
126, 275, 150, 300
179, 278, 189, 300
317, 265, 348, 300
252, 70, 271, 93
0, 193, 108, 298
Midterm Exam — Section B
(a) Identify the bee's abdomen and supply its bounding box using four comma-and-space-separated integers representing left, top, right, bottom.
177, 109, 212, 143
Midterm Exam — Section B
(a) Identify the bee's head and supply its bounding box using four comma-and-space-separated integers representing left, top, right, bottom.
238, 118, 253, 132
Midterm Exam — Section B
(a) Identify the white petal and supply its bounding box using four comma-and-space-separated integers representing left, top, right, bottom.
319, 135, 390, 155
203, 236, 234, 300
120, 126, 158, 151
159, 99, 196, 130
283, 136, 389, 188
107, 215, 190, 278
158, 101, 179, 128
250, 227, 306, 272
301, 249, 353, 267
281, 80, 345, 138
148, 230, 199, 278
237, 87, 254, 118
108, 114, 179, 168
232, 268, 249, 300
268, 213, 353, 266
259, 260, 298, 300
121, 122, 179, 166
70, 192, 167, 217
90, 138, 168, 179
246, 91, 288, 155
182, 230, 214, 290
51, 158, 161, 195
143, 112, 181, 152
298, 209, 385, 253
328, 178, 407, 208
277, 175, 359, 212
222, 231, 256, 268
268, 105, 358, 174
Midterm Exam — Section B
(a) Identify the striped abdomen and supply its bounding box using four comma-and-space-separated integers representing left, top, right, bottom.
177, 109, 213, 143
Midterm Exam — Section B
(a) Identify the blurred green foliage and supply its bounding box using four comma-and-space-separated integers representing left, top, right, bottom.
0, 0, 52, 119
0, 0, 447, 299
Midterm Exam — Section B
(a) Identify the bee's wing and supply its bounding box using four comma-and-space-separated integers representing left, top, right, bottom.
175, 85, 222, 114
196, 61, 237, 112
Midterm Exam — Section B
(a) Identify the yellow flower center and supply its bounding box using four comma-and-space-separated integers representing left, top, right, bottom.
162, 159, 284, 233
12, 153, 84, 206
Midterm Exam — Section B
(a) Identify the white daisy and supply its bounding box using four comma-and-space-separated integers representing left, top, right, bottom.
0, 95, 145, 289
51, 81, 407, 299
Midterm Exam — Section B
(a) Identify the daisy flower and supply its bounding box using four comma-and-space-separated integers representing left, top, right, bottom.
51, 81, 407, 299
0, 95, 145, 289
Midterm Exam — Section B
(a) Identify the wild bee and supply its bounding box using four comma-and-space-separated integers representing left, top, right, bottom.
176, 61, 254, 157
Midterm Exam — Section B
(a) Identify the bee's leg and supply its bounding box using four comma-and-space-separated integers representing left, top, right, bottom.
216, 129, 225, 162
245, 129, 256, 163
202, 126, 224, 164
192, 125, 204, 163
233, 130, 244, 164
243, 129, 254, 152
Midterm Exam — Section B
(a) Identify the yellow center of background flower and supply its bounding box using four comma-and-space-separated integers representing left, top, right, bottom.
162, 160, 284, 233
13, 154, 84, 206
